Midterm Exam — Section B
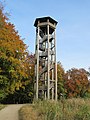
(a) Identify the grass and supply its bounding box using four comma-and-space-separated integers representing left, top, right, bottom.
19, 98, 90, 120
0, 104, 5, 110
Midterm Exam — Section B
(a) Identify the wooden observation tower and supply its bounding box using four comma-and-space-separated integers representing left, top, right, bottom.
34, 16, 58, 100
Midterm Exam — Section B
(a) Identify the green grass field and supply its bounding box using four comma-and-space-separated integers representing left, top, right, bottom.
19, 98, 90, 120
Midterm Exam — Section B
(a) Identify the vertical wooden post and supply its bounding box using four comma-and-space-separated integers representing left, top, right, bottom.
47, 19, 50, 99
36, 24, 39, 100
54, 28, 57, 101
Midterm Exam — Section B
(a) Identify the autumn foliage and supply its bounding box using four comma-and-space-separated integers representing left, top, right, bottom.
0, 5, 34, 103
0, 4, 90, 103
57, 63, 89, 98
64, 68, 89, 98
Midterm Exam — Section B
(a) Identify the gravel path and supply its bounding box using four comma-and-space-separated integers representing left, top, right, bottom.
0, 104, 24, 120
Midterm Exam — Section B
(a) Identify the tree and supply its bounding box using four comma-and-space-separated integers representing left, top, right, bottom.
1, 53, 35, 104
0, 5, 31, 102
57, 62, 65, 99
64, 68, 89, 98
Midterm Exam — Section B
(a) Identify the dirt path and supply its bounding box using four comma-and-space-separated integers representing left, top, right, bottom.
0, 104, 24, 120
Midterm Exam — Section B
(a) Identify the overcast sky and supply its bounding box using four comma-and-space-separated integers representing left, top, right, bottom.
2, 0, 90, 71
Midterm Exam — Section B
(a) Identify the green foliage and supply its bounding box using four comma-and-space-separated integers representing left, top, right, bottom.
0, 4, 34, 103
57, 62, 66, 99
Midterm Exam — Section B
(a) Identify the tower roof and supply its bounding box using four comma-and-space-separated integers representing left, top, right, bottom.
34, 16, 58, 27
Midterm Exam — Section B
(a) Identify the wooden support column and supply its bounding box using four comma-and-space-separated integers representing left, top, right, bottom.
36, 24, 39, 100
47, 19, 50, 99
54, 28, 57, 101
